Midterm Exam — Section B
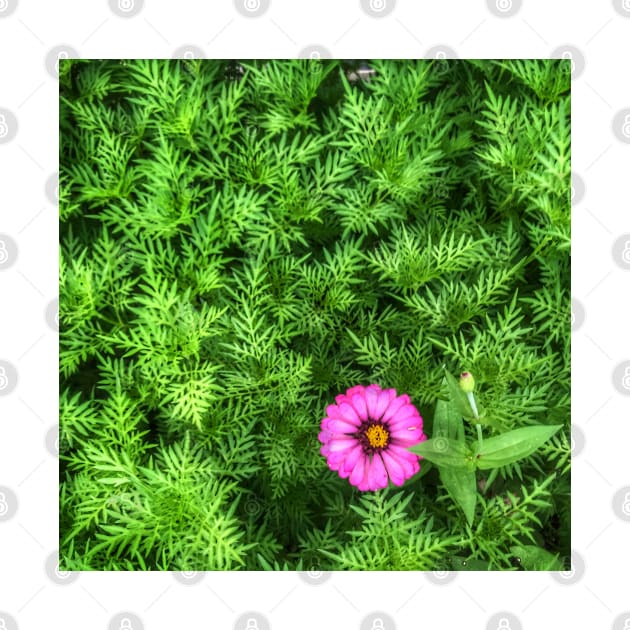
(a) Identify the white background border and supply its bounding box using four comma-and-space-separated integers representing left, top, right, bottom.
1, 1, 629, 629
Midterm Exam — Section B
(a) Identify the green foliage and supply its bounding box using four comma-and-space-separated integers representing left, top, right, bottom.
59, 59, 570, 570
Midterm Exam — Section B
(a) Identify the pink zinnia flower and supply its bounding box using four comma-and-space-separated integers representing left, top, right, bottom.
318, 384, 427, 491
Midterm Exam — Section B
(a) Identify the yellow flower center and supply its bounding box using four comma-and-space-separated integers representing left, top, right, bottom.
365, 424, 389, 449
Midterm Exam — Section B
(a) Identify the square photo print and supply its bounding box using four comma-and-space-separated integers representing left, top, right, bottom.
58, 58, 570, 571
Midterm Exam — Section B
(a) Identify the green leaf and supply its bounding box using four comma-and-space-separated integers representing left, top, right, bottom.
510, 544, 564, 571
409, 437, 472, 469
432, 397, 477, 525
439, 466, 477, 526
473, 425, 562, 470
433, 393, 464, 442
449, 556, 491, 571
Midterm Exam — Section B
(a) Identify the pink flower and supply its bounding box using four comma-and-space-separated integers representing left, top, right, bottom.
318, 384, 427, 491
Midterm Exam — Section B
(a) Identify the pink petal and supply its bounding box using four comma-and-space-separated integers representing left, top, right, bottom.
338, 402, 360, 425
326, 455, 342, 470
366, 383, 382, 394
318, 430, 331, 443
351, 393, 368, 420
390, 403, 418, 424
364, 387, 378, 418
388, 419, 423, 436
327, 418, 359, 434
387, 412, 421, 430
367, 453, 388, 490
328, 438, 357, 452
390, 428, 425, 445
326, 404, 343, 419
387, 444, 419, 476
345, 385, 365, 398
381, 450, 406, 486
373, 389, 392, 420
357, 461, 371, 491
342, 444, 364, 472
349, 454, 367, 487
381, 394, 410, 422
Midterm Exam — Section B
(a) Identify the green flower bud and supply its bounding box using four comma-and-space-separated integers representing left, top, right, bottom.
459, 371, 475, 393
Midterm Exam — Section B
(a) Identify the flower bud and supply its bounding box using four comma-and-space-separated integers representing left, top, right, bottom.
459, 371, 475, 393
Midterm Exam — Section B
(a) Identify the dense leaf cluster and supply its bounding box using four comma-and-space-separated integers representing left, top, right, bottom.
59, 58, 570, 570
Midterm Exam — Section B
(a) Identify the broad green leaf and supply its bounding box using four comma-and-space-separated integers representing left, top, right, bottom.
409, 437, 472, 469
510, 545, 564, 571
473, 425, 562, 470
450, 556, 491, 571
433, 396, 476, 525
433, 395, 464, 442
440, 466, 477, 526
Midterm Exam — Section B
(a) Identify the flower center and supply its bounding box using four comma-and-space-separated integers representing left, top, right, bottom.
365, 424, 389, 449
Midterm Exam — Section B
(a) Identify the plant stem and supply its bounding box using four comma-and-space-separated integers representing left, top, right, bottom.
468, 391, 482, 451
476, 423, 483, 452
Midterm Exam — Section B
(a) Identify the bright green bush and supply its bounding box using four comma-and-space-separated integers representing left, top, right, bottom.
59, 58, 570, 571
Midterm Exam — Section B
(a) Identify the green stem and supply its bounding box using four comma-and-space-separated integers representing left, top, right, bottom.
476, 423, 483, 452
